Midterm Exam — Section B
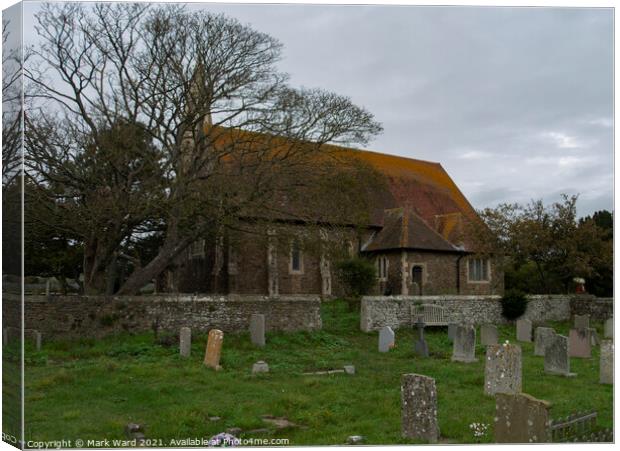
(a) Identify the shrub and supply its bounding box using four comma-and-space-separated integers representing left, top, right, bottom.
501, 289, 528, 320
335, 258, 376, 311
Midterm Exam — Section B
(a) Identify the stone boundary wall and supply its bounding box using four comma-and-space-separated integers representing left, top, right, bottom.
360, 295, 612, 332
3, 294, 322, 339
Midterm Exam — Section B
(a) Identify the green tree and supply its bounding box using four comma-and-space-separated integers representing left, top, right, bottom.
335, 257, 376, 311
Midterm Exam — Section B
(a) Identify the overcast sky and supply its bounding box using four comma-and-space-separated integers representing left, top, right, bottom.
19, 2, 614, 218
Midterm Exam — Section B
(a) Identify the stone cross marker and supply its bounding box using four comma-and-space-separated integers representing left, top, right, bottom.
480, 324, 498, 346
204, 329, 224, 370
179, 327, 191, 357
452, 325, 477, 363
568, 328, 591, 358
600, 340, 613, 385
250, 314, 266, 347
516, 319, 532, 342
574, 314, 589, 330
494, 393, 551, 443
401, 373, 439, 443
604, 317, 613, 339
414, 318, 429, 357
378, 326, 395, 353
534, 327, 556, 357
484, 344, 522, 396
447, 323, 458, 342
544, 334, 575, 377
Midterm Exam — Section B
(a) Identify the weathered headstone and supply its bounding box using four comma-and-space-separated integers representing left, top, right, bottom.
452, 325, 477, 363
480, 324, 498, 346
544, 334, 575, 377
588, 327, 600, 347
343, 365, 356, 375
516, 319, 532, 342
252, 361, 269, 373
414, 319, 429, 357
378, 326, 395, 353
568, 328, 591, 358
604, 317, 613, 339
484, 344, 522, 396
494, 393, 551, 443
600, 340, 613, 385
447, 323, 458, 342
401, 373, 439, 443
574, 314, 589, 330
204, 329, 224, 370
534, 327, 556, 356
33, 331, 42, 351
250, 314, 266, 347
179, 327, 191, 357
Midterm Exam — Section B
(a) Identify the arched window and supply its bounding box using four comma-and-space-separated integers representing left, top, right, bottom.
290, 239, 303, 273
377, 256, 389, 281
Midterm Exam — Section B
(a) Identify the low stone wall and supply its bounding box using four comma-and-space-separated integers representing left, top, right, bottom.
570, 297, 613, 322
3, 294, 322, 339
360, 295, 585, 332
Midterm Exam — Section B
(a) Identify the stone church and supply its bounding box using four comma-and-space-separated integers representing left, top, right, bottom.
167, 130, 504, 298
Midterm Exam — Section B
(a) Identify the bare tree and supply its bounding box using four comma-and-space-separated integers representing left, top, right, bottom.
25, 3, 383, 294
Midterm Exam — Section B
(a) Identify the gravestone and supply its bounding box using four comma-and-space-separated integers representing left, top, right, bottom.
452, 325, 477, 363
378, 326, 395, 353
250, 314, 266, 347
448, 323, 458, 342
252, 361, 269, 374
204, 329, 224, 370
480, 324, 498, 346
179, 327, 191, 357
494, 393, 551, 443
484, 344, 522, 396
544, 334, 575, 377
516, 319, 532, 342
534, 327, 556, 356
34, 331, 42, 351
2, 328, 8, 346
574, 314, 589, 330
588, 327, 600, 346
401, 373, 439, 443
343, 365, 356, 375
413, 319, 429, 357
600, 340, 613, 385
604, 318, 613, 339
568, 328, 591, 358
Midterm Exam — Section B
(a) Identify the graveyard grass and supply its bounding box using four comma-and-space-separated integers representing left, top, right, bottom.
15, 301, 613, 446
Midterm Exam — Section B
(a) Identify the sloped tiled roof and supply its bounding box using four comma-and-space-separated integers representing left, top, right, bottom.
362, 207, 461, 253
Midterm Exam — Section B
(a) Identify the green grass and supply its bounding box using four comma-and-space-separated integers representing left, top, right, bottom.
10, 301, 613, 446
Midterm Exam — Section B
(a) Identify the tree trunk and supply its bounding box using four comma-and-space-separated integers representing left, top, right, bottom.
83, 238, 107, 294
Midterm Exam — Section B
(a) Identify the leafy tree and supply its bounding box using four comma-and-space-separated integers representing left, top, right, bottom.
335, 257, 376, 311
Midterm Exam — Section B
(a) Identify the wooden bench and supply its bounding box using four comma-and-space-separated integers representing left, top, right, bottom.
411, 304, 449, 326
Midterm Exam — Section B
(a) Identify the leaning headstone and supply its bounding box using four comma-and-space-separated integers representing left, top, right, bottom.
604, 318, 613, 338
484, 344, 522, 396
250, 314, 266, 347
480, 324, 498, 346
452, 325, 477, 363
568, 328, 591, 358
252, 361, 269, 374
378, 326, 395, 353
179, 327, 191, 357
516, 319, 532, 342
413, 318, 429, 357
447, 323, 458, 342
544, 334, 575, 377
204, 329, 224, 370
401, 373, 439, 443
534, 327, 556, 356
574, 314, 590, 330
33, 331, 42, 351
494, 393, 551, 443
600, 340, 613, 384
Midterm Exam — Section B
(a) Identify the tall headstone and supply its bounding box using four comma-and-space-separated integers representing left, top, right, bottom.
378, 326, 395, 353
447, 323, 458, 342
534, 327, 556, 356
600, 340, 613, 385
401, 373, 439, 443
250, 314, 266, 347
494, 393, 551, 443
516, 319, 532, 342
604, 318, 613, 339
574, 314, 590, 330
480, 324, 498, 346
414, 319, 429, 357
34, 331, 42, 351
568, 328, 591, 358
204, 329, 224, 370
544, 334, 575, 377
484, 344, 522, 396
452, 325, 477, 363
179, 327, 191, 357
